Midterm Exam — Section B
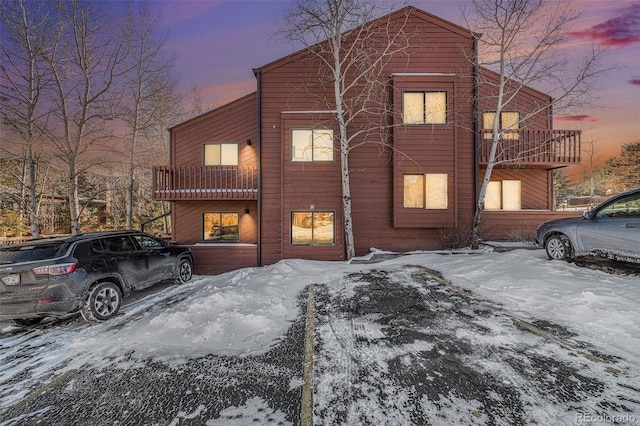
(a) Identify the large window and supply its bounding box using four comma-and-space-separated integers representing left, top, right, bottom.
203, 212, 239, 241
204, 143, 239, 166
403, 174, 448, 209
291, 211, 335, 245
485, 180, 521, 210
483, 111, 520, 140
291, 129, 334, 162
403, 91, 447, 125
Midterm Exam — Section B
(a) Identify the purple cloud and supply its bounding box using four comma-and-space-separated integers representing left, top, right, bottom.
630, 78, 640, 86
569, 2, 640, 47
556, 115, 598, 122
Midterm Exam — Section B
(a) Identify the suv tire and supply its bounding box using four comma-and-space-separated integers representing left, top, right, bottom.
545, 234, 571, 261
81, 281, 122, 322
177, 258, 193, 284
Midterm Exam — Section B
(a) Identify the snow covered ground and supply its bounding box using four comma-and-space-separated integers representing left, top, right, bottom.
1, 247, 639, 424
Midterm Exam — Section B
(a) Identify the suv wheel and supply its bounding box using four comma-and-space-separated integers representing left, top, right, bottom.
545, 234, 571, 260
177, 258, 193, 284
11, 317, 43, 327
81, 281, 122, 322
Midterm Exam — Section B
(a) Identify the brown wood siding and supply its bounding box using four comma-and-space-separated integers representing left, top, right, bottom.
484, 168, 550, 210
280, 114, 345, 261
257, 7, 478, 262
186, 245, 257, 275
391, 76, 476, 229
482, 210, 581, 241
171, 93, 257, 168
478, 69, 552, 131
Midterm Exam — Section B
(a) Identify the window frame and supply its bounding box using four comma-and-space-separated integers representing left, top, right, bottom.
290, 128, 335, 162
203, 212, 240, 242
403, 174, 425, 208
203, 143, 239, 166
482, 111, 521, 140
402, 90, 448, 125
403, 173, 448, 210
290, 211, 336, 246
485, 180, 522, 210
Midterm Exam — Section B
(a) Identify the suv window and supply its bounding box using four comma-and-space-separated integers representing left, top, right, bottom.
104, 236, 137, 252
133, 234, 165, 249
73, 241, 93, 262
92, 239, 107, 252
0, 242, 66, 264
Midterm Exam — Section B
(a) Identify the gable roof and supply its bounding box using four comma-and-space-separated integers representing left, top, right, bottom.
170, 91, 257, 133
258, 5, 476, 74
480, 66, 553, 102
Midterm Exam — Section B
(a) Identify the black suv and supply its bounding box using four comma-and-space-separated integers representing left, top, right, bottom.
0, 231, 193, 327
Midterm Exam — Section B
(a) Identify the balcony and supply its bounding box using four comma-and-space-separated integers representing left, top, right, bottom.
152, 165, 258, 201
479, 129, 581, 168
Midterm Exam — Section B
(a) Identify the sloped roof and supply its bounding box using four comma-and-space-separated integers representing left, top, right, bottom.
170, 91, 257, 132
170, 5, 477, 130
479, 66, 552, 101
258, 5, 476, 74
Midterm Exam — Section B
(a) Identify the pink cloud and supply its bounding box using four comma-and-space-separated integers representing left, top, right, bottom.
569, 2, 640, 48
154, 1, 223, 29
555, 115, 598, 122
629, 78, 640, 86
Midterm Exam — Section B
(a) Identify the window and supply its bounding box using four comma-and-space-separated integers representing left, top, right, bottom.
133, 234, 165, 249
291, 129, 334, 162
483, 111, 520, 140
485, 180, 521, 210
204, 143, 239, 166
291, 211, 335, 245
403, 175, 424, 208
485, 181, 502, 209
403, 91, 447, 124
595, 194, 640, 218
403, 174, 448, 209
204, 212, 239, 241
105, 236, 136, 252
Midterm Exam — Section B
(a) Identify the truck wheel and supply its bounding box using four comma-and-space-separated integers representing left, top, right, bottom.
81, 281, 122, 322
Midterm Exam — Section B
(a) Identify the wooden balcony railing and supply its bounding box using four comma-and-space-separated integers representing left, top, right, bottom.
479, 129, 581, 168
152, 165, 258, 201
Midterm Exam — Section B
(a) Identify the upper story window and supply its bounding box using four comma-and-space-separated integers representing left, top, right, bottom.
403, 91, 447, 125
291, 129, 334, 162
204, 143, 239, 166
483, 111, 520, 140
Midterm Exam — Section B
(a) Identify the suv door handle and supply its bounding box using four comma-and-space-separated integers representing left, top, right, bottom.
624, 223, 640, 228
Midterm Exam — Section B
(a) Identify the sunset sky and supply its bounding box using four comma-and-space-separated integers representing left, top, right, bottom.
151, 0, 640, 179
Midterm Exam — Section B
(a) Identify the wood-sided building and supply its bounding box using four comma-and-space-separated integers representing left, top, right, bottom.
152, 7, 580, 275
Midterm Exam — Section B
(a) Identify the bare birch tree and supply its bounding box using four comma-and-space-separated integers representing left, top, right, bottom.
119, 2, 177, 230
0, 0, 52, 238
463, 0, 611, 248
41, 0, 133, 235
281, 0, 410, 259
